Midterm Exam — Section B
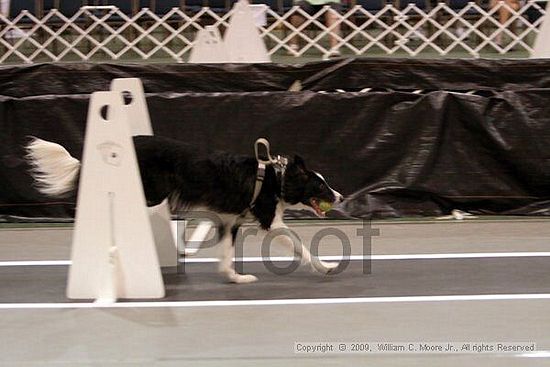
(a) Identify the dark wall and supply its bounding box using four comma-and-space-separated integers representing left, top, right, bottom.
1, 59, 550, 220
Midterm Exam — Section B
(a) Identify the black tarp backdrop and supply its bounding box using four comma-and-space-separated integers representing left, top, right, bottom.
1, 59, 550, 221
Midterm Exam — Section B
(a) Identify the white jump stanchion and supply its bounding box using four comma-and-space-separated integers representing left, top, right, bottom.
110, 78, 152, 135
224, 0, 271, 63
171, 220, 186, 254
110, 78, 209, 264
67, 91, 165, 301
532, 2, 550, 57
171, 220, 214, 257
182, 221, 214, 256
189, 26, 230, 63
250, 4, 268, 27
148, 202, 179, 267
110, 78, 177, 268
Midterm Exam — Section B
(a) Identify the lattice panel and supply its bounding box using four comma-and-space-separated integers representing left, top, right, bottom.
0, 1, 545, 63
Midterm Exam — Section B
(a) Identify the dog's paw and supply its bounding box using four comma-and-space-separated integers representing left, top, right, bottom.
311, 260, 338, 275
320, 260, 338, 274
230, 274, 259, 284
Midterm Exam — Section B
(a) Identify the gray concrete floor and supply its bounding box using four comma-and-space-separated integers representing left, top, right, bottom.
1, 218, 550, 366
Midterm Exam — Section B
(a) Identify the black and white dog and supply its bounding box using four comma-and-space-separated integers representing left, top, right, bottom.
26, 135, 344, 283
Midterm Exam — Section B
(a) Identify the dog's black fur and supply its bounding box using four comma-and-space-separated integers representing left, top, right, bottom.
133, 135, 340, 230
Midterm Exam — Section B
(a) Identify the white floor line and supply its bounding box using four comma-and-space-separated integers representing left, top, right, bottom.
3, 252, 550, 267
182, 252, 550, 263
521, 351, 550, 358
1, 293, 550, 309
0, 260, 70, 266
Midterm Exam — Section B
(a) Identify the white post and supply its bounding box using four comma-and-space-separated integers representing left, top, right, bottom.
189, 26, 230, 63
110, 78, 177, 268
223, 0, 271, 63
110, 78, 153, 135
182, 221, 214, 256
67, 91, 165, 301
532, 1, 550, 57
110, 79, 211, 265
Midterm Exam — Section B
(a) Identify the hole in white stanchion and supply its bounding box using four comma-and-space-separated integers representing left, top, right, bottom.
122, 91, 133, 105
100, 105, 109, 121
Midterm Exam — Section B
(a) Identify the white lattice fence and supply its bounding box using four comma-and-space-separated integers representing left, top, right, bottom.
0, 1, 546, 63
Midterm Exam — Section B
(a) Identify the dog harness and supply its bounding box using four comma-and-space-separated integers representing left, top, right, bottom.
249, 138, 288, 210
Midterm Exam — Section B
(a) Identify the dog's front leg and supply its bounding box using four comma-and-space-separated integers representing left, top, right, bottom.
270, 218, 337, 275
218, 226, 258, 284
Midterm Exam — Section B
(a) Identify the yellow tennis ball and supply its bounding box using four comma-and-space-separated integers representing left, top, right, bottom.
319, 201, 333, 213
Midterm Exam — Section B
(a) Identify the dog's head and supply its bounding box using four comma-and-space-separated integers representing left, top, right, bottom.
283, 155, 344, 217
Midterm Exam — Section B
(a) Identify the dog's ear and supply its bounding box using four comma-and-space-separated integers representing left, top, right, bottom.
293, 155, 307, 170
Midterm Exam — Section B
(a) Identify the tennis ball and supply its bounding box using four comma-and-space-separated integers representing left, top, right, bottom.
319, 201, 333, 213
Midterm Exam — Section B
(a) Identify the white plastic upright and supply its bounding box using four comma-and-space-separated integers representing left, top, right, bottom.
182, 221, 214, 256
189, 26, 230, 63
224, 0, 271, 63
532, 2, 550, 57
110, 78, 177, 268
110, 78, 153, 136
67, 91, 165, 301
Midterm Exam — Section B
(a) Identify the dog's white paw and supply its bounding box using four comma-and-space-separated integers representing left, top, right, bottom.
319, 260, 338, 274
311, 260, 338, 275
229, 274, 259, 284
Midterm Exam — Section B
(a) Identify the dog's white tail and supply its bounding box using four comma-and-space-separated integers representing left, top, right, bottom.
26, 138, 81, 197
